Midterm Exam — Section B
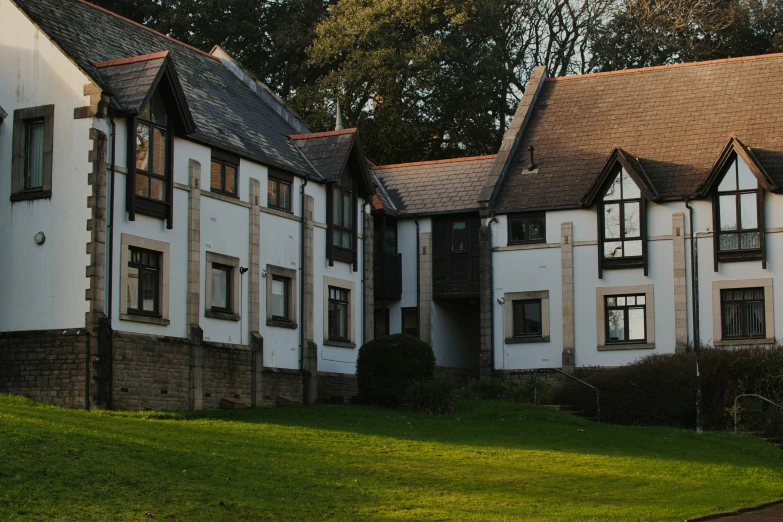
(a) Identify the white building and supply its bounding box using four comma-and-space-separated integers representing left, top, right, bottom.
0, 0, 374, 409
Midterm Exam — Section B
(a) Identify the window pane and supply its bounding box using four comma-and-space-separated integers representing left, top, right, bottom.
152, 127, 166, 176
510, 218, 526, 242
621, 170, 641, 199
211, 161, 222, 191
606, 297, 616, 307
135, 173, 149, 197
136, 123, 150, 172
338, 303, 347, 338
719, 195, 737, 231
719, 233, 739, 251
150, 91, 168, 126
617, 297, 626, 306
402, 309, 418, 336
279, 181, 290, 209
341, 230, 351, 249
150, 178, 164, 201
607, 309, 625, 341
718, 163, 737, 192
604, 173, 622, 201
211, 267, 228, 309
723, 302, 742, 337
746, 301, 764, 336
225, 165, 237, 195
529, 218, 545, 241
623, 202, 640, 238
25, 121, 45, 189
628, 308, 645, 340
268, 179, 278, 207
333, 187, 342, 226
627, 296, 636, 305
737, 161, 757, 190
741, 232, 760, 250
604, 203, 621, 239
142, 270, 157, 312
624, 240, 642, 257
523, 301, 542, 335
343, 192, 352, 228
637, 295, 645, 305
604, 241, 623, 258
739, 193, 757, 230
452, 222, 467, 252
127, 266, 139, 310
272, 278, 287, 318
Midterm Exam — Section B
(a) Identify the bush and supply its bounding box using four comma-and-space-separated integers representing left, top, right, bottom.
554, 346, 783, 435
356, 333, 436, 407
464, 377, 551, 404
400, 376, 458, 415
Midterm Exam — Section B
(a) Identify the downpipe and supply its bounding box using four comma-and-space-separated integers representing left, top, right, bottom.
298, 175, 310, 370
685, 199, 703, 434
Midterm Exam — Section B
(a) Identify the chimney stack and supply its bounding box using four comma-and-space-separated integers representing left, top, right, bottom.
335, 98, 344, 131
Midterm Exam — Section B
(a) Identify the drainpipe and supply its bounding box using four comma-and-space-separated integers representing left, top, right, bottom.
107, 114, 116, 324
298, 175, 310, 369
488, 215, 498, 375
415, 218, 421, 338
685, 199, 703, 434
361, 202, 369, 345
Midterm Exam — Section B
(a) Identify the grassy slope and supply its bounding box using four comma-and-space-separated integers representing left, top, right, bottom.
1, 395, 782, 521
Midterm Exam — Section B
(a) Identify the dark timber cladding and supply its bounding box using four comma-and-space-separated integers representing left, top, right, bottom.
433, 214, 480, 299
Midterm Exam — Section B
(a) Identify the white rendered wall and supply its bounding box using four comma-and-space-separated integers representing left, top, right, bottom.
0, 0, 94, 331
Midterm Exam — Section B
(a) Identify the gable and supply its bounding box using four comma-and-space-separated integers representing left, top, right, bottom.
696, 136, 779, 196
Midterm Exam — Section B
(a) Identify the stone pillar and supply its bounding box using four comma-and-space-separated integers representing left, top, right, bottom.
561, 222, 575, 372
301, 195, 317, 403
363, 211, 375, 345
249, 179, 261, 337
419, 231, 433, 347
250, 333, 263, 407
672, 213, 688, 354
478, 223, 493, 379
187, 160, 201, 330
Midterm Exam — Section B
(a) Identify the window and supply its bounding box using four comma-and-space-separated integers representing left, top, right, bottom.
266, 265, 297, 328
452, 221, 467, 252
11, 104, 54, 201
402, 308, 419, 337
512, 299, 542, 338
134, 92, 169, 203
602, 169, 642, 259
271, 276, 289, 320
328, 171, 356, 264
716, 158, 760, 253
605, 294, 646, 344
210, 264, 233, 312
374, 309, 390, 338
721, 288, 765, 340
211, 150, 239, 197
328, 287, 350, 341
508, 213, 545, 245
127, 247, 160, 316
268, 173, 292, 211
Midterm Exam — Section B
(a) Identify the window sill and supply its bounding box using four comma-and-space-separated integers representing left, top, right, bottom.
268, 205, 293, 215
267, 318, 298, 329
10, 189, 51, 202
323, 339, 356, 349
598, 342, 655, 351
717, 250, 763, 263
206, 310, 240, 322
602, 257, 645, 270
120, 313, 170, 326
505, 336, 550, 345
715, 338, 775, 347
508, 240, 546, 247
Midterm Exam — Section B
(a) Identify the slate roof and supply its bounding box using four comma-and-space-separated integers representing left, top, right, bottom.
374, 155, 496, 216
94, 52, 169, 113
492, 54, 783, 212
12, 0, 317, 177
290, 129, 358, 181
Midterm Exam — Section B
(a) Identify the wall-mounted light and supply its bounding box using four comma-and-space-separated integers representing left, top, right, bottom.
261, 269, 268, 278
34, 231, 45, 245
497, 297, 505, 305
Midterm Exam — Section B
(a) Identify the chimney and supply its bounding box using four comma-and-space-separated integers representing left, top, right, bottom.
335, 98, 344, 131
528, 145, 535, 170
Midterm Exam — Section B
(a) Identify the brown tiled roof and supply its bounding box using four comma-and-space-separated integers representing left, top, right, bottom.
290, 129, 357, 181
493, 53, 783, 212
95, 52, 169, 113
374, 155, 496, 215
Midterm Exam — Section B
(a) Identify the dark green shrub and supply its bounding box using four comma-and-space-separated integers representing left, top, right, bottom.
400, 376, 457, 415
464, 377, 550, 404
356, 333, 435, 407
466, 378, 511, 400
554, 346, 783, 435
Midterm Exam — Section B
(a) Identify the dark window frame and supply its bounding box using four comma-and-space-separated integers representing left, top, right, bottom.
508, 213, 546, 245
374, 308, 390, 338
268, 169, 293, 212
720, 287, 766, 340
128, 247, 161, 317
327, 173, 358, 266
401, 307, 419, 338
328, 286, 350, 342
11, 104, 54, 202
597, 168, 648, 277
604, 293, 647, 345
210, 263, 233, 314
512, 299, 543, 338
451, 220, 468, 253
210, 149, 239, 198
271, 275, 291, 321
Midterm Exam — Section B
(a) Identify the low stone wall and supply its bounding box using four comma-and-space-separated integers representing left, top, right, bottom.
202, 342, 253, 410
317, 371, 358, 403
0, 328, 88, 409
262, 368, 303, 406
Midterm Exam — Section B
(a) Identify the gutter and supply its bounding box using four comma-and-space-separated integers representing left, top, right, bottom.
298, 174, 310, 370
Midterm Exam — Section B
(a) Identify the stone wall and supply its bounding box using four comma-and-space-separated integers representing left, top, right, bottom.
262, 368, 304, 406
202, 343, 254, 409
317, 371, 358, 403
0, 329, 88, 409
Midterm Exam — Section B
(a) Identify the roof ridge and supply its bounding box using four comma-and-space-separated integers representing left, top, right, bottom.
94, 51, 169, 68
75, 0, 218, 61
547, 52, 783, 82
289, 128, 357, 140
374, 154, 497, 170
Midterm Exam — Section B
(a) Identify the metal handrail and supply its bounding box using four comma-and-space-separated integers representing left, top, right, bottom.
533, 368, 600, 423
734, 394, 783, 434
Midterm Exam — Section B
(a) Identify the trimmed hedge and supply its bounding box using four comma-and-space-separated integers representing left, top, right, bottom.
400, 376, 458, 415
555, 346, 783, 435
356, 334, 435, 407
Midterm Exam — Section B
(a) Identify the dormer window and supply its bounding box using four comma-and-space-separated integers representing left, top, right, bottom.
329, 170, 356, 264
602, 168, 642, 260
715, 157, 761, 256
134, 92, 169, 203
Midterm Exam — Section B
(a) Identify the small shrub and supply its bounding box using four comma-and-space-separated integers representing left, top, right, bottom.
400, 377, 457, 415
464, 377, 549, 404
466, 378, 511, 400
356, 334, 435, 407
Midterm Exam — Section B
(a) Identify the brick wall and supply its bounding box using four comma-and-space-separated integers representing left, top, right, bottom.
202, 342, 253, 409
317, 371, 358, 403
262, 368, 303, 406
0, 329, 88, 408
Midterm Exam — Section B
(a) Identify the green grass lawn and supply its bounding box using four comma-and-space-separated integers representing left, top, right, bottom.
1, 395, 782, 521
